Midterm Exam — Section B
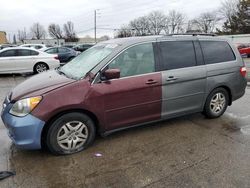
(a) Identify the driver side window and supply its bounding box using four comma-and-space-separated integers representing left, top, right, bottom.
108, 43, 155, 78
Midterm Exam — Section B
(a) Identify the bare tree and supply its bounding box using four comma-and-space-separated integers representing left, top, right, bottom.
30, 23, 46, 39
129, 16, 149, 36
147, 11, 167, 35
186, 20, 202, 33
48, 24, 63, 39
192, 11, 220, 33
13, 34, 17, 44
115, 25, 133, 38
18, 29, 27, 42
166, 10, 185, 34
63, 21, 78, 42
219, 0, 238, 22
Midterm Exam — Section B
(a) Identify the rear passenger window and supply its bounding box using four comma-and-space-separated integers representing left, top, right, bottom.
18, 49, 32, 56
200, 41, 236, 64
159, 41, 196, 70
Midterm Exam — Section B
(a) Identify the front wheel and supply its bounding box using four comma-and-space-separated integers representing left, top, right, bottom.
203, 88, 229, 119
46, 112, 96, 155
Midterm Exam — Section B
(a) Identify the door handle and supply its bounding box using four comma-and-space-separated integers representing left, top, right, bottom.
146, 79, 158, 85
166, 76, 179, 82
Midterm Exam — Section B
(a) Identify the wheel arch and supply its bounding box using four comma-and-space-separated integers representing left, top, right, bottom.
41, 108, 99, 148
206, 85, 232, 106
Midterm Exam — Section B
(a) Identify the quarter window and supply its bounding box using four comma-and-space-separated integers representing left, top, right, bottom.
159, 41, 197, 70
108, 43, 155, 78
200, 41, 236, 64
30, 50, 39, 56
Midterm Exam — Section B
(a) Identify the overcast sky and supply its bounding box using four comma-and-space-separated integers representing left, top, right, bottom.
0, 0, 222, 39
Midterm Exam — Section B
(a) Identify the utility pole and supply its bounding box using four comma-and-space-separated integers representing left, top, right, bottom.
8, 33, 11, 44
94, 10, 97, 43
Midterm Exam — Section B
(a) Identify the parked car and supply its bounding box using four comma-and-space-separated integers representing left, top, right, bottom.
73, 43, 94, 52
236, 43, 250, 49
236, 43, 250, 57
44, 47, 78, 64
1, 35, 247, 155
239, 47, 250, 57
20, 44, 51, 51
63, 44, 75, 49
0, 47, 60, 74
0, 44, 17, 50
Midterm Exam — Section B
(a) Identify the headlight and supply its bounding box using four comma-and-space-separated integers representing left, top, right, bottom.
9, 96, 42, 117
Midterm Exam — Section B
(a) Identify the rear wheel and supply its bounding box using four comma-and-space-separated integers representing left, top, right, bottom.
203, 88, 229, 119
34, 63, 49, 73
46, 112, 96, 155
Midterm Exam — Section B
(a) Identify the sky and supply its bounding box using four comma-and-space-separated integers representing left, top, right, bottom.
0, 0, 222, 40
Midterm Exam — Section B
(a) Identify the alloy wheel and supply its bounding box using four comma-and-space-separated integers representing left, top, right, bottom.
36, 64, 47, 73
210, 92, 226, 114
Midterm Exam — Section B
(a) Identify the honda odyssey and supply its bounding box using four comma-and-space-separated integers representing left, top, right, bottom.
1, 35, 247, 155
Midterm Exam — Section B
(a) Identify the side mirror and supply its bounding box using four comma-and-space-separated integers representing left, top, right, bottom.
103, 69, 120, 80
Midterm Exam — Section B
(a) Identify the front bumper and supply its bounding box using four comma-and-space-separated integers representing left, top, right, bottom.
1, 99, 45, 150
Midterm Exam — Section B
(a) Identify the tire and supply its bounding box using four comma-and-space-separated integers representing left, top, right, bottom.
46, 112, 96, 155
203, 88, 229, 119
34, 62, 49, 74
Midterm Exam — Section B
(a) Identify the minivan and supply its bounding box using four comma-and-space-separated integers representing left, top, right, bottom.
1, 35, 247, 155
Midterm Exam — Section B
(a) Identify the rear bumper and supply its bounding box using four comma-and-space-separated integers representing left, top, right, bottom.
232, 79, 247, 102
1, 102, 45, 150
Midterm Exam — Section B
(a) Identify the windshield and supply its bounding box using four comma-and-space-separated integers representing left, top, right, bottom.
59, 43, 117, 80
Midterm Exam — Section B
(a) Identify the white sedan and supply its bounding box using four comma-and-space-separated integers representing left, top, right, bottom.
0, 47, 60, 74
20, 44, 50, 51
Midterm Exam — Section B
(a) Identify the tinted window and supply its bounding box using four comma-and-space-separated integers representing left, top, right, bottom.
0, 50, 16, 57
45, 48, 58, 54
31, 50, 39, 56
200, 41, 236, 64
108, 43, 155, 78
159, 41, 196, 70
17, 49, 31, 56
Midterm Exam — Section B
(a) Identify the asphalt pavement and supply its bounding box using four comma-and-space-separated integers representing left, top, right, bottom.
0, 64, 250, 188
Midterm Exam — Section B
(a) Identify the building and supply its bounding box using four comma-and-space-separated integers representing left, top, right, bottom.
0, 31, 8, 44
23, 39, 65, 46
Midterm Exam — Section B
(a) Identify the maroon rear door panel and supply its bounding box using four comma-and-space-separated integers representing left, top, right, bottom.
90, 72, 162, 131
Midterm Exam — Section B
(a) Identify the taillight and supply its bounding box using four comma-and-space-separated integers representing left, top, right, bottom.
54, 55, 59, 60
240, 67, 247, 77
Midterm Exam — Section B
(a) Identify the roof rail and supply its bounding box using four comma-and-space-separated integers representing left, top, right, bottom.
166, 33, 217, 37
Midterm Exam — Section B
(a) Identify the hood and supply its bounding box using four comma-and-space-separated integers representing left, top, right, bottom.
11, 70, 76, 101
